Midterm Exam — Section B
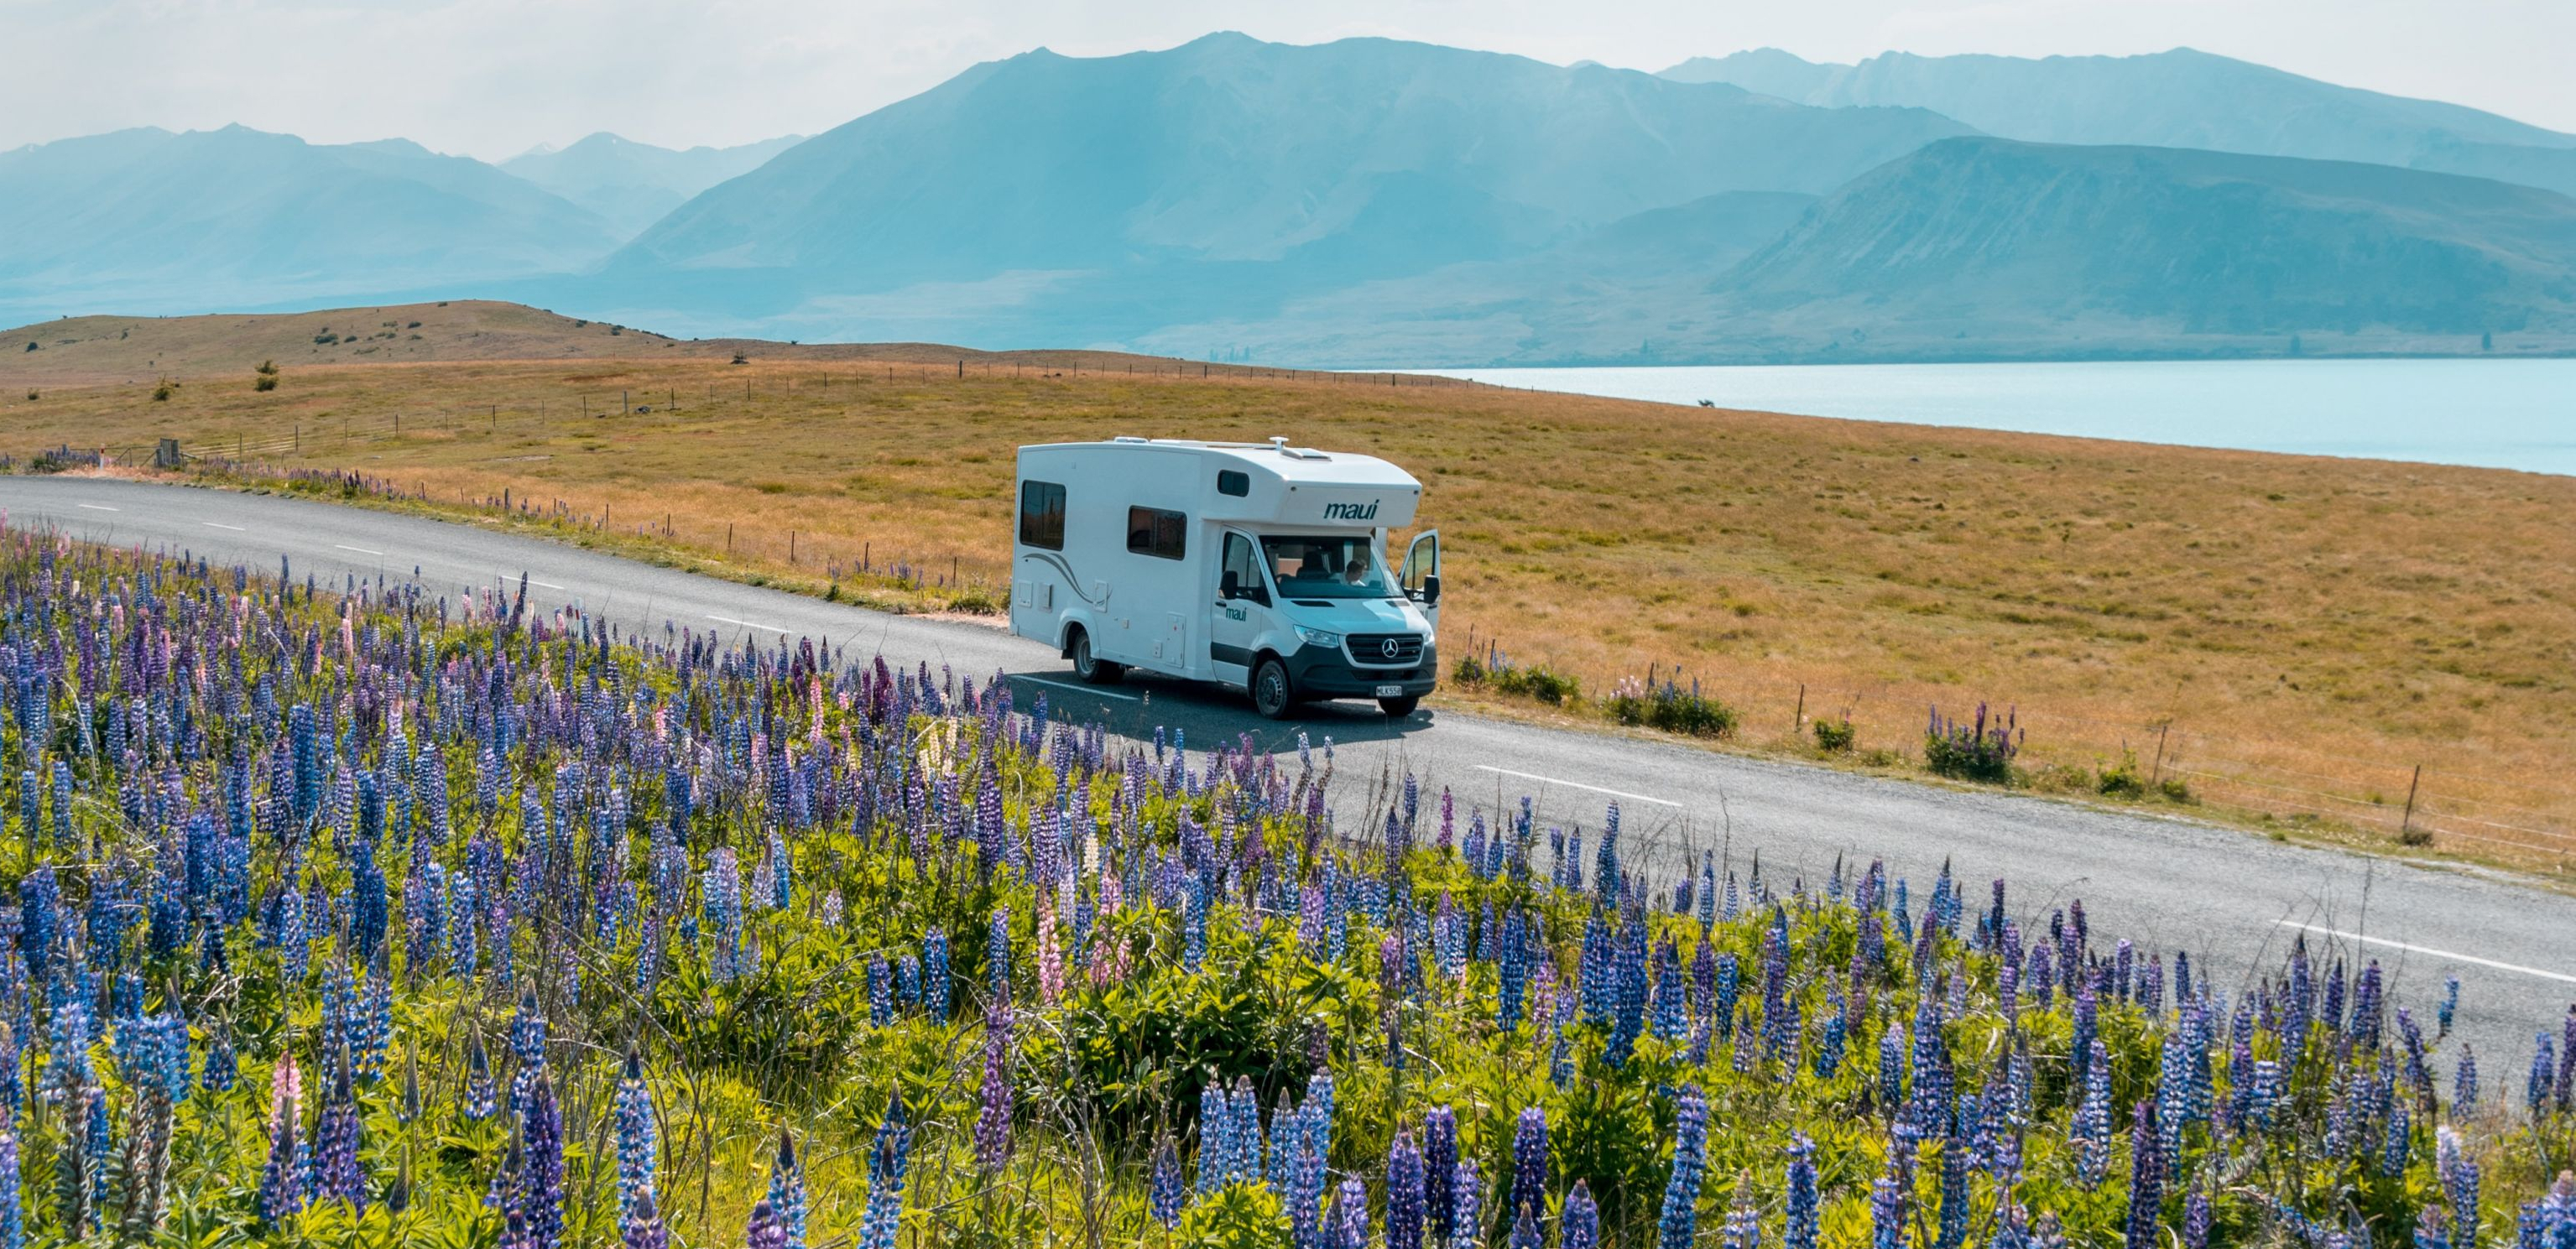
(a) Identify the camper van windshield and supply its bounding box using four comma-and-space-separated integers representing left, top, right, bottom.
1260, 535, 1398, 600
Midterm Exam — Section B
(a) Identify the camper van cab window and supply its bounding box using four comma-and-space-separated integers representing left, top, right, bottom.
1019, 481, 1066, 550
1127, 507, 1186, 560
1260, 535, 1398, 600
1217, 470, 1250, 497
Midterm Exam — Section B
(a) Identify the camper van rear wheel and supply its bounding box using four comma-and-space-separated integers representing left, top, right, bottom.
1377, 695, 1421, 717
1068, 628, 1123, 684
1252, 658, 1294, 720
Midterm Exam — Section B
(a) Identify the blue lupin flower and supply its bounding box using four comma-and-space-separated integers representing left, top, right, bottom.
1150, 1134, 1183, 1227
767, 1129, 807, 1249
1784, 1135, 1820, 1249
613, 1047, 656, 1223
1656, 1086, 1710, 1249
1564, 1180, 1602, 1249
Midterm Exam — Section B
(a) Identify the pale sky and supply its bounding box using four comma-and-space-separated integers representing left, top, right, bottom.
7, 0, 2571, 159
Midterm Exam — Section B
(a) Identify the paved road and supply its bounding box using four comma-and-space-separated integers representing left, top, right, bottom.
5, 477, 2568, 1069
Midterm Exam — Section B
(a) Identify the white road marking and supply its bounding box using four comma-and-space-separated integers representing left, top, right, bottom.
526, 579, 565, 591
76, 503, 117, 512
1014, 674, 1143, 703
2274, 919, 2576, 986
1472, 764, 1683, 808
202, 522, 245, 531
333, 544, 383, 556
707, 613, 790, 634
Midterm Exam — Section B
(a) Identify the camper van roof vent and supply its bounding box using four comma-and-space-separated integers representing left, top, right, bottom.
1267, 436, 1330, 461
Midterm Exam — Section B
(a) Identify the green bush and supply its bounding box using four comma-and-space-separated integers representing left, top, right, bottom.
1493, 664, 1578, 705
254, 372, 279, 393
1605, 674, 1735, 736
1813, 717, 1857, 752
2096, 752, 2146, 798
2158, 777, 2194, 804
1925, 702, 2019, 783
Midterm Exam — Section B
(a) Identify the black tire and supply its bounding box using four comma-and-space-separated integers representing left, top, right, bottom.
1068, 628, 1123, 684
1252, 657, 1295, 720
1377, 695, 1421, 717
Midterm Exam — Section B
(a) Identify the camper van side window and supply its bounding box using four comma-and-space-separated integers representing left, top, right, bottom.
1217, 470, 1249, 497
1126, 507, 1186, 560
1019, 481, 1066, 550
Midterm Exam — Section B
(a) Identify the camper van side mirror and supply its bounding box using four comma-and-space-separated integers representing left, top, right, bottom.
1419, 574, 1442, 606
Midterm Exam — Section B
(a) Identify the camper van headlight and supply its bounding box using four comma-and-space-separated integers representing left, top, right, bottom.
1294, 626, 1343, 649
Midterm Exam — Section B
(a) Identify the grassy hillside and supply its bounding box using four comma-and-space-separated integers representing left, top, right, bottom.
3, 330, 2568, 870
0, 300, 1269, 387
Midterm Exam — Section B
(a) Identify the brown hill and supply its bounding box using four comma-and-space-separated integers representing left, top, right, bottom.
0, 299, 1216, 387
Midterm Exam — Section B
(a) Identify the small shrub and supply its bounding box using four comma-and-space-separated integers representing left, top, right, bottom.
1606, 674, 1734, 736
1450, 653, 1488, 686
253, 373, 278, 393
255, 359, 279, 376
730, 351, 750, 366
2157, 778, 2193, 804
1492, 664, 1578, 705
21, 341, 34, 352
1925, 702, 2019, 783
2096, 752, 2146, 798
22, 392, 34, 402
946, 587, 1002, 615
151, 379, 175, 403
1812, 717, 1857, 752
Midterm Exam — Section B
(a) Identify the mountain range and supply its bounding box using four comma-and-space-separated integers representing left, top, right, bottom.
501, 133, 805, 237
3, 34, 2573, 364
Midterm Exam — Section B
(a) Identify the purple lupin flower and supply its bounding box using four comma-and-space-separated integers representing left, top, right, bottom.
313, 1060, 367, 1210
1387, 1130, 1426, 1249
1150, 1133, 1183, 1227
1508, 1204, 1542, 1249
516, 1074, 566, 1249
1507, 1106, 1547, 1226
1423, 1106, 1458, 1238
257, 1052, 304, 1226
1452, 1159, 1484, 1249
623, 1190, 670, 1249
745, 1197, 788, 1249
1332, 1174, 1371, 1249
2124, 1099, 2163, 1249
973, 1002, 1014, 1172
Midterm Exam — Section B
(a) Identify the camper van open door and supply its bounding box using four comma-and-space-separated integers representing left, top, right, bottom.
1400, 530, 1442, 629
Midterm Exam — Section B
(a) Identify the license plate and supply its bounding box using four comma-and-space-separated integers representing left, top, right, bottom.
1374, 684, 1404, 697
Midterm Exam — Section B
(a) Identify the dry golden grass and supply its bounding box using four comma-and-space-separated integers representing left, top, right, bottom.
7, 320, 2572, 872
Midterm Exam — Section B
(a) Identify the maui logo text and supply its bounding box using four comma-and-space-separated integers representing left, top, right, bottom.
1322, 500, 1380, 521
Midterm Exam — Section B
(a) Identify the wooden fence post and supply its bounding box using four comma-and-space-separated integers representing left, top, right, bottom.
2399, 764, 2424, 842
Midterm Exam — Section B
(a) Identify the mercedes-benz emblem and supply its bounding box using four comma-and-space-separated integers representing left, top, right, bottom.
1380, 638, 1400, 659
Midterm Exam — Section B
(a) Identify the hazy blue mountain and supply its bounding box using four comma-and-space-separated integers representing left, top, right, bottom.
0, 125, 618, 319
1121, 139, 2576, 364
501, 133, 804, 237
1659, 48, 2576, 195
587, 33, 1972, 337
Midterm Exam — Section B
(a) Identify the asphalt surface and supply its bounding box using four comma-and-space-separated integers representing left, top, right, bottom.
4, 476, 2567, 1071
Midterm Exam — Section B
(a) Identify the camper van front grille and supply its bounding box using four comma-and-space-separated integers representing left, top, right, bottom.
1344, 633, 1425, 667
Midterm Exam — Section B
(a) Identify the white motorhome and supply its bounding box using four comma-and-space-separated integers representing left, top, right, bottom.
1010, 437, 1442, 718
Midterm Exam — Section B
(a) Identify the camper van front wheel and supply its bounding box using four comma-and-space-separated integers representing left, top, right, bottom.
1067, 628, 1123, 684
1252, 658, 1294, 720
